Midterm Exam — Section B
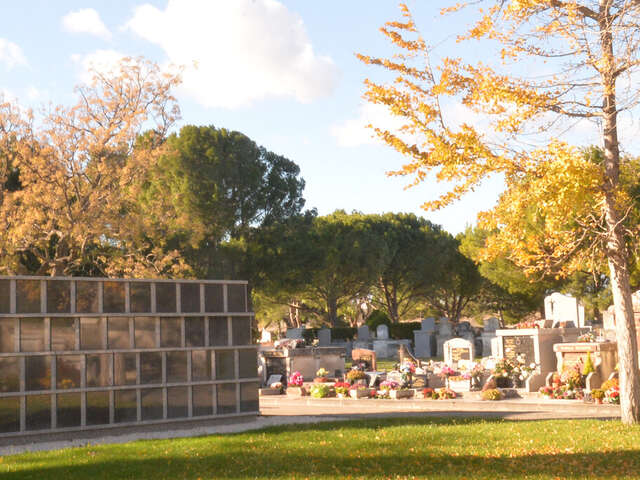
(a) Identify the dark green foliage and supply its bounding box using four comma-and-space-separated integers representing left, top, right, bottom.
366, 310, 392, 330
389, 322, 421, 340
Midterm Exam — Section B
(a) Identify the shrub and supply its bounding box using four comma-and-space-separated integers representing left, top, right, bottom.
481, 389, 504, 401
310, 384, 331, 398
331, 327, 357, 341
389, 322, 421, 340
366, 310, 391, 330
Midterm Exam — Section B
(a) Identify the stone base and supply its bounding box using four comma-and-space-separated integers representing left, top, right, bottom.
259, 388, 283, 396
390, 389, 414, 399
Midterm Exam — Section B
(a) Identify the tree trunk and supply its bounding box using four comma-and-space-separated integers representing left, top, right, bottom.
327, 297, 339, 327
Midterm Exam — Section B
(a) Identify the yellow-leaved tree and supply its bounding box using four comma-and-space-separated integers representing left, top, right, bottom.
0, 58, 191, 278
359, 2, 640, 423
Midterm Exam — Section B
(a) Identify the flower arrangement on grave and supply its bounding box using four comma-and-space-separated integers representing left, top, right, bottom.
346, 369, 367, 384
379, 380, 400, 391
270, 382, 283, 393
539, 386, 554, 398
315, 367, 330, 382
436, 387, 457, 400
560, 363, 585, 390
349, 383, 374, 398
439, 365, 456, 380
481, 388, 504, 401
334, 381, 351, 396
577, 331, 596, 343
310, 383, 331, 398
514, 320, 538, 329
492, 359, 514, 379
591, 388, 605, 404
602, 378, 620, 404
288, 371, 304, 387
399, 361, 416, 387
422, 387, 435, 399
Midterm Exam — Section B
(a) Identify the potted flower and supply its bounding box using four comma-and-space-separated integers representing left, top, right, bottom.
314, 368, 330, 383
334, 381, 351, 398
310, 383, 331, 398
591, 388, 605, 404
421, 387, 435, 399
349, 383, 372, 399
287, 371, 306, 396
481, 388, 504, 401
436, 387, 457, 400
492, 359, 514, 388
346, 369, 367, 385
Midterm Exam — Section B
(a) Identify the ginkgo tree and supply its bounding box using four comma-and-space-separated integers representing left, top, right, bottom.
359, 1, 640, 423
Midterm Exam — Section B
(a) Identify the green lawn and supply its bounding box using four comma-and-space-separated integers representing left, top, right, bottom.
2, 417, 639, 479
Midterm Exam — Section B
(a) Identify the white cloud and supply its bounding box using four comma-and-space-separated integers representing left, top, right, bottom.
62, 9, 112, 40
330, 103, 407, 147
0, 39, 27, 69
123, 0, 339, 108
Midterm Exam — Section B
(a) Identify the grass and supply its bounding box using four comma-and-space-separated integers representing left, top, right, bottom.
1, 417, 640, 479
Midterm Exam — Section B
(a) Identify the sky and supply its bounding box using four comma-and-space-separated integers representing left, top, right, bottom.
1, 0, 630, 234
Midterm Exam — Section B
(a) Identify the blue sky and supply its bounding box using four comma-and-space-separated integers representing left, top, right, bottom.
0, 1, 602, 234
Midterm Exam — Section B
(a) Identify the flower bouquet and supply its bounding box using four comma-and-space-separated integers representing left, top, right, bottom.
314, 367, 330, 383
287, 371, 306, 396
334, 381, 351, 398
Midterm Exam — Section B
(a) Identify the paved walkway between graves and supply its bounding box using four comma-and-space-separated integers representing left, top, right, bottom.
0, 396, 620, 456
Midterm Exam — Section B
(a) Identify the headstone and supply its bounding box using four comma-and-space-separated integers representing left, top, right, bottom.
544, 292, 586, 327
377, 324, 389, 340
484, 317, 500, 332
266, 374, 282, 386
260, 330, 272, 343
421, 317, 436, 332
285, 328, 304, 339
443, 337, 474, 366
414, 329, 436, 358
318, 328, 331, 346
357, 325, 370, 341
436, 318, 453, 357
456, 321, 471, 336
352, 348, 376, 371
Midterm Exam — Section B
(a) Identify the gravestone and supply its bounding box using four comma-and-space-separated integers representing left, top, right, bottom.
421, 317, 436, 332
544, 292, 586, 327
352, 348, 376, 371
456, 321, 475, 343
436, 318, 454, 357
443, 337, 474, 367
357, 325, 370, 341
414, 329, 436, 358
266, 374, 282, 386
318, 328, 331, 346
285, 328, 304, 340
480, 317, 500, 357
377, 324, 389, 340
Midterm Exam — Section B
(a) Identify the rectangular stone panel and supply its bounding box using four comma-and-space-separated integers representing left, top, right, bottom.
108, 317, 131, 349
0, 317, 16, 353
167, 386, 188, 418
114, 353, 137, 385
232, 317, 251, 346
103, 282, 125, 313
129, 282, 151, 313
56, 355, 82, 389
16, 280, 41, 314
185, 317, 205, 347
114, 389, 137, 423
80, 317, 106, 350
180, 283, 200, 313
191, 350, 211, 381
215, 351, 235, 380
240, 382, 259, 413
209, 317, 228, 346
204, 284, 224, 313
166, 351, 187, 383
155, 283, 176, 313
238, 349, 257, 379
56, 393, 81, 428
160, 317, 181, 348
192, 384, 213, 417
134, 316, 156, 349
140, 388, 163, 421
26, 394, 51, 431
51, 317, 75, 351
76, 281, 99, 314
0, 279, 10, 313
25, 355, 51, 391
140, 352, 162, 384
86, 391, 110, 426
47, 280, 70, 314
0, 397, 20, 433
216, 383, 236, 415
227, 284, 246, 312
20, 317, 45, 352
86, 354, 111, 387
0, 357, 20, 392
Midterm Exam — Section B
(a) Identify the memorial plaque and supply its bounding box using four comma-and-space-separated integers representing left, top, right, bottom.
503, 335, 535, 364
450, 347, 471, 362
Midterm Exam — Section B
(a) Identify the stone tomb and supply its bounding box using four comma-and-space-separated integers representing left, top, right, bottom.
544, 292, 586, 327
259, 346, 346, 385
436, 318, 454, 357
373, 324, 411, 359
552, 342, 617, 390
495, 327, 588, 391
413, 317, 436, 358
443, 337, 475, 367
480, 317, 500, 357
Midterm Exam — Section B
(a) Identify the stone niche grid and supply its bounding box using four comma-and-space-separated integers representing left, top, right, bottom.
0, 276, 259, 437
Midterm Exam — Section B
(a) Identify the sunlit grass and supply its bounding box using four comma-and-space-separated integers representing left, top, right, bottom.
2, 417, 638, 479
